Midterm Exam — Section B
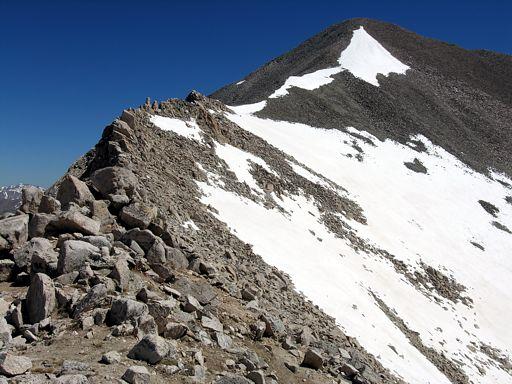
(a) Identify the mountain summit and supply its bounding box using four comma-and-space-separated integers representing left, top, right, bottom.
0, 18, 511, 384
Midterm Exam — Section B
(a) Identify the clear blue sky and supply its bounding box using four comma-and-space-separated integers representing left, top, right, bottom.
1, 0, 510, 187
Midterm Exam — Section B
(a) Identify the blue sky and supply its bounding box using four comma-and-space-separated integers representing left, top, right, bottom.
1, 0, 510, 187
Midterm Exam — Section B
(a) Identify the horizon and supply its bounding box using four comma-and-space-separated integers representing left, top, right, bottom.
1, 0, 511, 187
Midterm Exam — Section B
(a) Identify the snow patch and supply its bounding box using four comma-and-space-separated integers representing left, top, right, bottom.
269, 26, 409, 98
150, 115, 203, 142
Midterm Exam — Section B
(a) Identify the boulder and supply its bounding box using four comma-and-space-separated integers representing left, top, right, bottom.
20, 187, 43, 214
13, 237, 57, 271
107, 298, 148, 326
26, 273, 56, 323
163, 322, 188, 339
260, 314, 285, 338
302, 348, 323, 370
0, 260, 14, 282
73, 283, 108, 318
0, 214, 29, 249
0, 318, 13, 348
54, 374, 89, 384
214, 331, 233, 350
38, 194, 61, 214
120, 202, 157, 230
165, 247, 188, 270
246, 371, 265, 384
215, 375, 253, 384
0, 353, 32, 376
57, 240, 100, 275
50, 211, 100, 236
100, 351, 121, 365
28, 213, 55, 238
57, 175, 95, 208
127, 334, 173, 364
201, 315, 223, 332
109, 256, 130, 291
122, 365, 150, 384
145, 239, 166, 265
122, 229, 156, 252
90, 166, 138, 198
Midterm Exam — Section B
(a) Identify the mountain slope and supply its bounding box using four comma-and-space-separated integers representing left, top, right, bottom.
212, 18, 512, 178
0, 17, 511, 384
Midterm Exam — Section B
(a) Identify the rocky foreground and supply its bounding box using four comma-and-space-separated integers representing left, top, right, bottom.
0, 97, 399, 384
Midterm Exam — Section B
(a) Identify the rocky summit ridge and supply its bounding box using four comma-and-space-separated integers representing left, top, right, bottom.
0, 18, 511, 384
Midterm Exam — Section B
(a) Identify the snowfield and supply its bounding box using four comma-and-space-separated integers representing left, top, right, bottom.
192, 102, 512, 384
270, 26, 409, 98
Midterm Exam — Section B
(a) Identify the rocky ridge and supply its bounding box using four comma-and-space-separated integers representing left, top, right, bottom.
0, 95, 403, 384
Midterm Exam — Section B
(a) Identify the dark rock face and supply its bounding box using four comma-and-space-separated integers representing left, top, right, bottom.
211, 18, 512, 178
0, 185, 43, 215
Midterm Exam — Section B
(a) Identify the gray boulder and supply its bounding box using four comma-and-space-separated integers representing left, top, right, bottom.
38, 194, 61, 214
107, 298, 148, 325
13, 237, 57, 271
28, 213, 55, 238
100, 351, 121, 365
0, 214, 29, 249
20, 187, 43, 214
127, 334, 173, 364
73, 283, 107, 318
122, 229, 156, 253
215, 375, 253, 384
57, 175, 95, 208
302, 348, 323, 370
122, 365, 150, 384
26, 273, 56, 323
165, 247, 188, 270
50, 211, 100, 236
145, 239, 166, 265
57, 240, 100, 275
90, 166, 138, 198
0, 353, 32, 376
119, 202, 157, 229
54, 374, 89, 384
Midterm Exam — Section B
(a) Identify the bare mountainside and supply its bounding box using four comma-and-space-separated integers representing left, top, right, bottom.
0, 18, 511, 384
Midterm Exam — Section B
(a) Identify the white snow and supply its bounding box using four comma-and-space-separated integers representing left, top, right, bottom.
182, 219, 199, 231
214, 142, 274, 194
150, 115, 203, 142
197, 106, 512, 384
236, 80, 246, 85
269, 26, 409, 98
338, 26, 409, 86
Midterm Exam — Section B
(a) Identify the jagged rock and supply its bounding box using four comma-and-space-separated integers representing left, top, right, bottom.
50, 211, 100, 236
246, 370, 265, 384
298, 327, 315, 346
120, 202, 157, 230
122, 365, 150, 384
250, 321, 266, 341
54, 374, 88, 384
284, 361, 298, 373
0, 353, 32, 376
120, 110, 136, 128
173, 278, 217, 305
215, 375, 253, 384
60, 360, 91, 375
165, 247, 188, 270
214, 331, 232, 349
26, 273, 56, 324
241, 285, 259, 301
13, 237, 57, 271
122, 229, 156, 253
57, 175, 95, 208
109, 256, 130, 291
163, 322, 188, 339
0, 260, 14, 282
127, 334, 173, 364
260, 314, 285, 338
147, 300, 177, 329
73, 283, 107, 318
28, 213, 55, 238
302, 348, 323, 370
340, 362, 359, 377
90, 166, 138, 198
38, 194, 61, 214
20, 187, 43, 214
183, 295, 203, 313
81, 235, 111, 250
0, 318, 13, 348
100, 350, 121, 365
201, 315, 223, 332
0, 214, 29, 250
135, 288, 161, 303
145, 238, 166, 264
135, 314, 158, 337
88, 200, 113, 230
107, 298, 148, 325
57, 240, 100, 275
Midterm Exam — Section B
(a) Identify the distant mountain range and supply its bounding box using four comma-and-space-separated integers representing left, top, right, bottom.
0, 184, 43, 215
